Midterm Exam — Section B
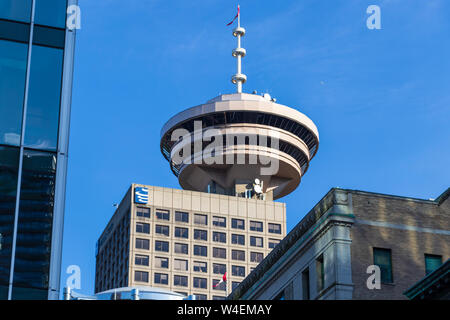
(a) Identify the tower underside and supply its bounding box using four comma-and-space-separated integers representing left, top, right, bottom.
160, 93, 319, 200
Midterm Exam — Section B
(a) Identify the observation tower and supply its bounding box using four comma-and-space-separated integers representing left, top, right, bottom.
160, 8, 319, 200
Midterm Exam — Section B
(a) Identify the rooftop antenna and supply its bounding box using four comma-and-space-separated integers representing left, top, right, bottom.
229, 5, 246, 93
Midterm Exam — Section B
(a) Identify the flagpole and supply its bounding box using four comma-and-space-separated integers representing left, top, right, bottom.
230, 4, 246, 94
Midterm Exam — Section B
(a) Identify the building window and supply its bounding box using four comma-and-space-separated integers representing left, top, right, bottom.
268, 223, 281, 234
373, 248, 393, 283
174, 259, 188, 271
232, 281, 240, 291
213, 263, 226, 275
194, 229, 208, 241
232, 250, 245, 261
250, 221, 263, 232
213, 295, 226, 300
194, 214, 207, 225
425, 254, 442, 275
135, 254, 149, 266
154, 257, 169, 269
24, 45, 63, 151
212, 279, 226, 291
194, 245, 208, 257
154, 273, 168, 285
155, 240, 169, 252
213, 247, 227, 259
213, 231, 227, 243
155, 224, 169, 236
136, 222, 150, 234
302, 268, 310, 300
268, 239, 280, 249
231, 218, 245, 230
231, 234, 245, 246
135, 238, 149, 250
193, 277, 207, 289
212, 216, 226, 228
134, 271, 149, 283
250, 252, 263, 263
193, 261, 207, 273
194, 294, 207, 300
175, 227, 189, 239
175, 211, 189, 223
0, 41, 28, 147
174, 275, 188, 287
156, 209, 170, 221
136, 207, 150, 218
232, 265, 245, 277
250, 236, 263, 247
174, 243, 188, 255
316, 255, 325, 292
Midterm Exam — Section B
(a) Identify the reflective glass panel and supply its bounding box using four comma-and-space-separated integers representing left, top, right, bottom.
0, 0, 32, 23
25, 45, 63, 151
12, 149, 56, 299
0, 40, 28, 146
34, 0, 67, 28
0, 146, 20, 299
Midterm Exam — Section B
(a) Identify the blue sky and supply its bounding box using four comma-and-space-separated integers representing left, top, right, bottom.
61, 0, 450, 295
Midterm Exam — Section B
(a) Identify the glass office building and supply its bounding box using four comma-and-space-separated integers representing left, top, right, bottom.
0, 0, 76, 299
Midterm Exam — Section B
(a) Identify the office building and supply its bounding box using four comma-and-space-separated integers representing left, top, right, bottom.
229, 187, 450, 300
95, 184, 286, 300
0, 0, 76, 299
95, 11, 319, 300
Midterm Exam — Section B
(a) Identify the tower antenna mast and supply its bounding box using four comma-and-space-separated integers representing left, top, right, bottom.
231, 5, 247, 93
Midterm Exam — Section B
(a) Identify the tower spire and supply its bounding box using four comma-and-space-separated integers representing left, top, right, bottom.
231, 5, 247, 93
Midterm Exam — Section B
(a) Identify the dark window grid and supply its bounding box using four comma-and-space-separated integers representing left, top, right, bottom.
194, 229, 208, 241
231, 218, 245, 230
173, 275, 188, 287
175, 211, 189, 223
136, 222, 150, 234
193, 261, 208, 273
175, 227, 189, 239
213, 247, 227, 259
154, 273, 168, 285
194, 245, 208, 257
231, 234, 245, 245
250, 221, 263, 232
232, 265, 246, 277
174, 243, 189, 255
268, 223, 282, 234
232, 250, 245, 261
193, 277, 207, 289
156, 210, 170, 221
135, 255, 149, 266
250, 236, 263, 247
212, 232, 227, 243
155, 225, 170, 236
155, 241, 169, 252
213, 263, 227, 275
212, 216, 226, 228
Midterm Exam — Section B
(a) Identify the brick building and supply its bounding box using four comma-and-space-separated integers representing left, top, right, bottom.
229, 187, 450, 300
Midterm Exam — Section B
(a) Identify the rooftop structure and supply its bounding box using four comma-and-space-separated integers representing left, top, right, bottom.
160, 7, 319, 200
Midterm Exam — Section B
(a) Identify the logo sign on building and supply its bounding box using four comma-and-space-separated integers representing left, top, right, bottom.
134, 187, 149, 204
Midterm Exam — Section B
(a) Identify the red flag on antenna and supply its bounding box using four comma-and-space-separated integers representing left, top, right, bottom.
226, 5, 240, 26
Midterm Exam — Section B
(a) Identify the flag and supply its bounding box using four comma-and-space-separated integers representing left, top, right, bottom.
226, 5, 240, 26
213, 272, 227, 287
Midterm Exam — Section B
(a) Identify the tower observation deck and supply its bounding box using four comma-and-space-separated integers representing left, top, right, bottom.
160, 7, 319, 200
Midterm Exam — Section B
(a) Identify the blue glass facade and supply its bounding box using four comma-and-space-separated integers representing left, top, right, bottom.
0, 0, 76, 299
